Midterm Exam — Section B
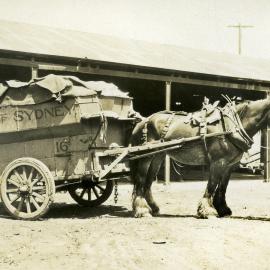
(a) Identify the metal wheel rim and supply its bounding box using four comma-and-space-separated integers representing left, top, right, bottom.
0, 158, 55, 220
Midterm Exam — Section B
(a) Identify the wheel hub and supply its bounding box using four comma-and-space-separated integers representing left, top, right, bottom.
19, 185, 31, 196
81, 179, 96, 189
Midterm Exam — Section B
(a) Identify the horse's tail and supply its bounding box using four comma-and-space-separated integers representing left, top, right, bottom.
130, 118, 149, 145
129, 117, 151, 192
129, 113, 163, 187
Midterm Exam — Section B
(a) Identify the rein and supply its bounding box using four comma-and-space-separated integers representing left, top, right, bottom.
230, 103, 253, 146
260, 145, 270, 150
221, 96, 253, 151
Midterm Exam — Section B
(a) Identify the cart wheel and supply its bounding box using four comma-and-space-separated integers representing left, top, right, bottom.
0, 157, 55, 220
68, 180, 113, 207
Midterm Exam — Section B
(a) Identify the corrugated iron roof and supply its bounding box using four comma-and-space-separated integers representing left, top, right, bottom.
1, 19, 270, 82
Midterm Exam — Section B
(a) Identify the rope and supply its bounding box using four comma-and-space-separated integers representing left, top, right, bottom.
99, 112, 108, 143
87, 113, 107, 150
88, 119, 103, 150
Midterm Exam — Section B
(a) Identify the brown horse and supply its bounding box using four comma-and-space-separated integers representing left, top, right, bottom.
130, 97, 270, 218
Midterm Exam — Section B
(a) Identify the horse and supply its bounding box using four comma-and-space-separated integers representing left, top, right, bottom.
130, 97, 270, 218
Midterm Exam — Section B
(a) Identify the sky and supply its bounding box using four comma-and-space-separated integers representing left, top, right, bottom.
0, 0, 270, 59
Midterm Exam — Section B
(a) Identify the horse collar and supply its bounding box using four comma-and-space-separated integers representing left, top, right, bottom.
223, 103, 254, 151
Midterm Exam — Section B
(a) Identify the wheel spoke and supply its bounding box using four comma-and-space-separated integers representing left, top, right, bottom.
27, 167, 34, 183
26, 198, 31, 213
79, 188, 87, 198
32, 192, 45, 202
31, 176, 42, 188
7, 178, 20, 188
9, 194, 21, 204
87, 188, 91, 201
14, 170, 24, 184
32, 186, 46, 191
30, 196, 40, 210
17, 197, 25, 212
6, 188, 18, 194
22, 166, 28, 183
92, 187, 99, 198
95, 184, 105, 192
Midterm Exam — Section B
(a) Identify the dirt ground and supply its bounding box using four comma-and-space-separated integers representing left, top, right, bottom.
1, 179, 270, 270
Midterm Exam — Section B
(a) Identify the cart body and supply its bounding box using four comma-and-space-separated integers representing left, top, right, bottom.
0, 75, 134, 219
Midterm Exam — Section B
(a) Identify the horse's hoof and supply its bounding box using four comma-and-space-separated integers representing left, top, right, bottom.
150, 205, 160, 216
134, 208, 152, 218
133, 196, 152, 218
197, 198, 218, 219
151, 209, 160, 217
217, 206, 232, 218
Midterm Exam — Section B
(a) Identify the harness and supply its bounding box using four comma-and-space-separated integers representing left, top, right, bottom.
142, 121, 148, 143
160, 112, 175, 141
221, 102, 253, 151
142, 111, 185, 143
141, 99, 253, 157
189, 101, 253, 152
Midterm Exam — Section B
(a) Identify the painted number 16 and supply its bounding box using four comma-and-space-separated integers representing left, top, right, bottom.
56, 140, 70, 153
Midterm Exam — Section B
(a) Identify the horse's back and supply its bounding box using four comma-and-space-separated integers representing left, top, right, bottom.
148, 112, 201, 140
131, 112, 202, 144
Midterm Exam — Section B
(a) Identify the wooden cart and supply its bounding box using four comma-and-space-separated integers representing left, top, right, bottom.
0, 75, 135, 220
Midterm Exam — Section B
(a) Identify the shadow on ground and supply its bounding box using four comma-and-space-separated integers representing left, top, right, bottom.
1, 202, 270, 222
0, 202, 133, 220
47, 203, 133, 219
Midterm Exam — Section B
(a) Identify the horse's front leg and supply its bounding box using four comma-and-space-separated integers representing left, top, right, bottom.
213, 167, 233, 217
132, 158, 153, 218
197, 162, 221, 218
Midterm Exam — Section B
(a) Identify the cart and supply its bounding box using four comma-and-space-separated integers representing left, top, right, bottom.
0, 75, 137, 220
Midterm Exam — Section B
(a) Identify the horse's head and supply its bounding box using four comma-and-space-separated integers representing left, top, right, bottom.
258, 97, 270, 127
264, 96, 270, 124
239, 98, 270, 136
265, 108, 270, 126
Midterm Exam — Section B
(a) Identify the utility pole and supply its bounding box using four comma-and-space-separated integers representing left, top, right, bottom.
228, 23, 253, 55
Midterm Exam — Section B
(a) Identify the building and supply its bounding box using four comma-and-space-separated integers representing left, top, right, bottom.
0, 19, 269, 180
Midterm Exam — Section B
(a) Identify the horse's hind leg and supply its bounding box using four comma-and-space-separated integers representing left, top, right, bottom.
213, 167, 233, 217
131, 157, 153, 218
144, 154, 164, 216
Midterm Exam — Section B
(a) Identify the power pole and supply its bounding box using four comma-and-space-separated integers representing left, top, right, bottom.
228, 23, 253, 55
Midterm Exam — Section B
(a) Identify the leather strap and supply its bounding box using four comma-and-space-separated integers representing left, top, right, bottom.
160, 113, 175, 140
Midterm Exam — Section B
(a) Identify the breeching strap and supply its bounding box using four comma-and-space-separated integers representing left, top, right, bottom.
160, 113, 175, 141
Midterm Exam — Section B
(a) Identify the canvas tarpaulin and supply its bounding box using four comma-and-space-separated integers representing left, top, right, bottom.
0, 74, 130, 106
